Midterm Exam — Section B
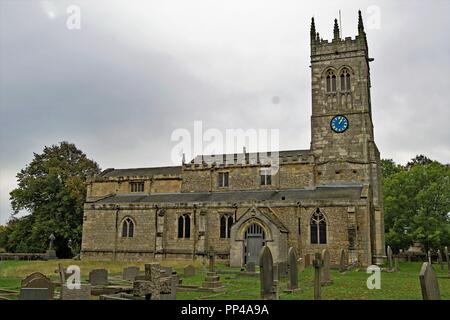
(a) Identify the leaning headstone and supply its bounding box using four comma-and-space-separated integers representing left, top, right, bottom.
123, 266, 140, 281
419, 262, 441, 300
61, 284, 91, 300
183, 264, 196, 277
246, 262, 255, 273
286, 247, 299, 292
313, 252, 322, 300
321, 249, 332, 285
387, 246, 393, 271
89, 269, 108, 286
19, 288, 50, 300
339, 249, 347, 273
259, 246, 277, 300
437, 249, 444, 271
21, 272, 54, 300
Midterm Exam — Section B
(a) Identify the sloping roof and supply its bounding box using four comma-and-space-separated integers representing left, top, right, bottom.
190, 149, 311, 164
93, 185, 363, 204
100, 166, 181, 177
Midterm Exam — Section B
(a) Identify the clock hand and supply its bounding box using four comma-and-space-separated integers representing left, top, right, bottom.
338, 117, 343, 124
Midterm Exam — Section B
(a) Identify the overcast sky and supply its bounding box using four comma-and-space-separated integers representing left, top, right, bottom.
0, 0, 449, 224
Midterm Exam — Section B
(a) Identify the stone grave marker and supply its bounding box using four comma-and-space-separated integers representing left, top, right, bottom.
246, 262, 255, 273
89, 269, 108, 286
321, 249, 332, 285
298, 257, 305, 273
427, 250, 432, 265
183, 264, 196, 277
273, 263, 279, 281
387, 246, 393, 271
21, 272, 54, 300
123, 266, 140, 281
394, 256, 399, 272
339, 249, 347, 273
313, 252, 322, 300
286, 247, 299, 291
61, 284, 92, 300
419, 262, 440, 300
445, 246, 450, 276
19, 288, 50, 300
134, 263, 161, 300
437, 249, 444, 271
259, 246, 277, 300
304, 253, 311, 268
45, 233, 57, 260
161, 266, 173, 277
199, 247, 225, 292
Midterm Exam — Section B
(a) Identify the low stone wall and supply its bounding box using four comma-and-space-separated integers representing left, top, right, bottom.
0, 253, 48, 261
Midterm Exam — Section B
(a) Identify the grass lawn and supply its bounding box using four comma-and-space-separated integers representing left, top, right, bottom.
0, 259, 448, 300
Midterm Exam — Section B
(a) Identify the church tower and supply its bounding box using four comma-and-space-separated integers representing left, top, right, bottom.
309, 12, 385, 263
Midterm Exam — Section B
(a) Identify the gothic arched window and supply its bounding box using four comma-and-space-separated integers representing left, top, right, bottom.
220, 214, 234, 239
121, 217, 135, 238
340, 68, 351, 91
178, 214, 191, 239
310, 208, 327, 244
326, 70, 336, 93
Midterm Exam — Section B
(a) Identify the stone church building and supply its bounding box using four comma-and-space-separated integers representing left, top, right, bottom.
81, 12, 386, 267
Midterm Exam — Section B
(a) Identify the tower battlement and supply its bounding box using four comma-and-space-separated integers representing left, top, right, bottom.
310, 11, 369, 60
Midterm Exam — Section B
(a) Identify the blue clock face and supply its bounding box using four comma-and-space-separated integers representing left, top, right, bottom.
330, 115, 349, 133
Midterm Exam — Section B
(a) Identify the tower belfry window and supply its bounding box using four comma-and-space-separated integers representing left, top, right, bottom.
326, 70, 336, 93
341, 68, 351, 92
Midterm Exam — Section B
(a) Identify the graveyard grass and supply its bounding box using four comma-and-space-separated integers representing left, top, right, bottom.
0, 260, 449, 300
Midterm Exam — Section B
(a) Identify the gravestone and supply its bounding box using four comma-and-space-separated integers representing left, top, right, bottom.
259, 246, 277, 300
161, 266, 173, 277
321, 249, 332, 285
313, 252, 322, 300
183, 264, 196, 277
445, 246, 450, 276
304, 254, 311, 268
61, 284, 91, 300
286, 247, 299, 291
437, 249, 444, 271
55, 263, 67, 285
199, 247, 225, 292
419, 262, 441, 300
298, 258, 305, 273
387, 246, 393, 271
339, 249, 347, 273
427, 250, 432, 265
246, 262, 255, 273
19, 288, 50, 300
134, 263, 161, 300
21, 272, 54, 300
45, 233, 57, 260
273, 263, 279, 281
123, 266, 140, 281
394, 256, 399, 272
89, 269, 108, 286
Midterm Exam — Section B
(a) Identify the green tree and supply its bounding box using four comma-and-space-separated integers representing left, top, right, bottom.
383, 157, 450, 252
380, 159, 403, 179
6, 141, 100, 257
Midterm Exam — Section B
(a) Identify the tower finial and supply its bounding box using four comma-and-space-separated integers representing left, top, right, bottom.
333, 18, 340, 40
358, 10, 365, 33
310, 17, 316, 42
